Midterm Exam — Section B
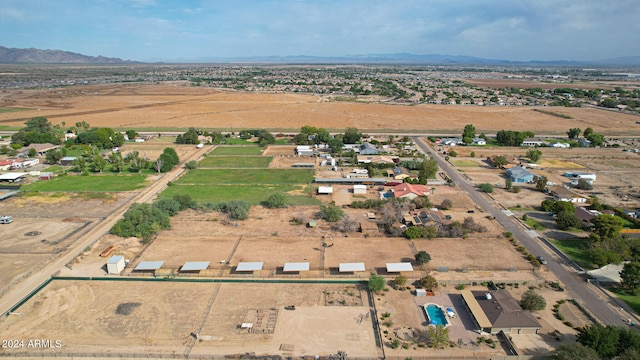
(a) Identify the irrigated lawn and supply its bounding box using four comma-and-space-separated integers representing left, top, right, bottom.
209, 146, 263, 155
23, 174, 148, 192
159, 184, 320, 205
198, 156, 272, 168
177, 169, 314, 184
0, 107, 30, 113
550, 237, 594, 269
610, 287, 640, 314
452, 159, 481, 167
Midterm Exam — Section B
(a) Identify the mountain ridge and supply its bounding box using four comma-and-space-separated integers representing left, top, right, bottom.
0, 46, 135, 64
1, 46, 639, 67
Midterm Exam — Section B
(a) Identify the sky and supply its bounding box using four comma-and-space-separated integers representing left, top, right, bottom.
1, 0, 639, 62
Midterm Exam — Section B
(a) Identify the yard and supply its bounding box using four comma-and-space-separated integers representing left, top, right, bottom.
198, 155, 272, 168
22, 174, 149, 192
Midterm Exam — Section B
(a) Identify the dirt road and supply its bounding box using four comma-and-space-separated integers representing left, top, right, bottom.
0, 145, 212, 317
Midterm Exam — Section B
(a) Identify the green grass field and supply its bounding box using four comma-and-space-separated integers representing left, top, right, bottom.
209, 146, 263, 155
23, 174, 148, 192
177, 169, 314, 184
0, 107, 30, 113
452, 159, 481, 167
550, 237, 594, 269
198, 156, 272, 168
610, 287, 640, 314
159, 184, 320, 205
220, 138, 258, 145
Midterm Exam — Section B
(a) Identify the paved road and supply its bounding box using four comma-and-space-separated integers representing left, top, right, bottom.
413, 136, 626, 327
0, 145, 212, 317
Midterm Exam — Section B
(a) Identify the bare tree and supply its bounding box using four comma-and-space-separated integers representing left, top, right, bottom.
336, 215, 359, 235
153, 158, 163, 173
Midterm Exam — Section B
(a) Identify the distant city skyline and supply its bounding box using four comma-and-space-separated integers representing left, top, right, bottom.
1, 0, 638, 62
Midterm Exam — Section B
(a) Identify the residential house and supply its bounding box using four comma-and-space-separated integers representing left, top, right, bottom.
359, 142, 381, 155
439, 137, 462, 146
506, 166, 536, 183
521, 138, 544, 147
548, 186, 588, 204
461, 290, 541, 334
0, 160, 15, 171
578, 138, 591, 147
19, 143, 60, 156
575, 207, 596, 228
386, 167, 413, 181
357, 155, 398, 164
472, 137, 487, 146
392, 183, 430, 200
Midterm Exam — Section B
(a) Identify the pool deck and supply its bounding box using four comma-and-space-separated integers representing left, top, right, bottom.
415, 290, 482, 345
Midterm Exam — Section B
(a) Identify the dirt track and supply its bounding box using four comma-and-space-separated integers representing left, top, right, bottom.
2, 84, 639, 135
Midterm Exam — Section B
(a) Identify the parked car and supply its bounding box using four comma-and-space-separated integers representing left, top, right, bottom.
536, 256, 547, 265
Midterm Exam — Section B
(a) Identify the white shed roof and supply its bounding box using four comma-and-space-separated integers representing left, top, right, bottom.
134, 261, 164, 271
181, 261, 210, 271
0, 172, 27, 181
107, 255, 124, 264
386, 262, 414, 272
236, 262, 264, 271
339, 262, 366, 272
318, 186, 333, 194
283, 262, 310, 272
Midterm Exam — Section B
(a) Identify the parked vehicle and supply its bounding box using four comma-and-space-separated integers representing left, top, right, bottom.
0, 216, 13, 224
536, 256, 547, 265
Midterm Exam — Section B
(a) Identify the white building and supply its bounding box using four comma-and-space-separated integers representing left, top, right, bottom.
106, 255, 126, 274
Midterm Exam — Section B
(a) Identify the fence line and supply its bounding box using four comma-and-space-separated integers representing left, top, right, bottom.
0, 352, 538, 360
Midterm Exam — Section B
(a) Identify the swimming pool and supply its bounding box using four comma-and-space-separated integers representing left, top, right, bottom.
424, 304, 449, 327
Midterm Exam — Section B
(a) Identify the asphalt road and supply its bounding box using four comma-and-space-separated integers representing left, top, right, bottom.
413, 136, 626, 327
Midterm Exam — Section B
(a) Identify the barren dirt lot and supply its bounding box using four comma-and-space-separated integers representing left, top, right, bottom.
192, 283, 379, 357
2, 84, 640, 135
0, 193, 135, 293
0, 280, 213, 355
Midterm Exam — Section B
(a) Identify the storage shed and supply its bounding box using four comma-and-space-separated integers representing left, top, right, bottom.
318, 186, 333, 195
353, 185, 367, 195
106, 255, 126, 274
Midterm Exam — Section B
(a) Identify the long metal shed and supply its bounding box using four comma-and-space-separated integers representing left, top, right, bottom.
386, 262, 414, 273
236, 262, 264, 272
134, 261, 164, 271
180, 261, 210, 272
339, 263, 366, 272
283, 262, 310, 272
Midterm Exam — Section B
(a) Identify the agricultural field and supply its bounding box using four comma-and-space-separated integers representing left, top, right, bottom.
2, 84, 640, 136
177, 169, 314, 185
209, 146, 264, 156
22, 174, 149, 192
198, 155, 272, 168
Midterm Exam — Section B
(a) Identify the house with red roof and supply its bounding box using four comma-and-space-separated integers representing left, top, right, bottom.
392, 183, 430, 199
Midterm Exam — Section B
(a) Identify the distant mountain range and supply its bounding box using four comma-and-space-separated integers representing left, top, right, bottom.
1, 46, 639, 67
179, 53, 640, 67
0, 46, 134, 64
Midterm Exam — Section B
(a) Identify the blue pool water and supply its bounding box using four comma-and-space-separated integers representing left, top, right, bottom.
425, 304, 448, 326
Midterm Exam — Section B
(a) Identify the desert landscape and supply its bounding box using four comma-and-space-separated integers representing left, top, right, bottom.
1, 84, 640, 135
